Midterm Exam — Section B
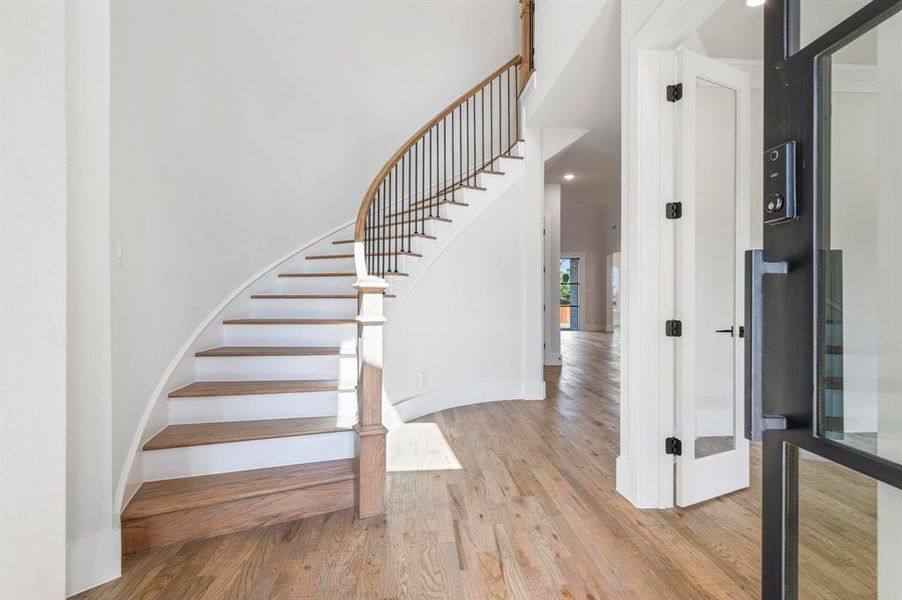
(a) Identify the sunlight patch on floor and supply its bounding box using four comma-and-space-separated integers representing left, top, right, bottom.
386, 422, 462, 472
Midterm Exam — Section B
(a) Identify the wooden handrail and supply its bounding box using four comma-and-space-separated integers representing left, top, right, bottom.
353, 55, 522, 247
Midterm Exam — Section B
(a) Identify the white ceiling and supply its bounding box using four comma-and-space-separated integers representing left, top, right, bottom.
697, 0, 876, 64
531, 2, 621, 206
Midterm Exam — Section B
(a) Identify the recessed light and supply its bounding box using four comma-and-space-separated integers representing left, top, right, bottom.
746, 0, 764, 6
563, 173, 575, 181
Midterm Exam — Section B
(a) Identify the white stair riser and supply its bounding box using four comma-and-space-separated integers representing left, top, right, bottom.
142, 431, 356, 480
169, 390, 358, 424
251, 298, 357, 319
223, 323, 357, 348
276, 276, 358, 295
303, 256, 356, 273
194, 354, 357, 381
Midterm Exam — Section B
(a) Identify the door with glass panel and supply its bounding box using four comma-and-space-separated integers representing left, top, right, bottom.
675, 50, 751, 507
757, 1, 902, 597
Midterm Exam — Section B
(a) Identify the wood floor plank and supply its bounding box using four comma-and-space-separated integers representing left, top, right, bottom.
143, 416, 356, 451
78, 332, 879, 600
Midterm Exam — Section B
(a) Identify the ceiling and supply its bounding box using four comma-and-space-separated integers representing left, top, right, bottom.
697, 0, 876, 64
531, 1, 621, 207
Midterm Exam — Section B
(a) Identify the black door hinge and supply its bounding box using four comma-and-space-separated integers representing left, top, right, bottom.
666, 202, 682, 219
665, 320, 682, 337
665, 437, 682, 456
666, 83, 683, 102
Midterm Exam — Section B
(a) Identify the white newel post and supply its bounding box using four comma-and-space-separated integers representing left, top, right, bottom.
354, 276, 388, 519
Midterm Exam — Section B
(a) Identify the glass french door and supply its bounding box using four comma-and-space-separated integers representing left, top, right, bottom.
758, 0, 902, 597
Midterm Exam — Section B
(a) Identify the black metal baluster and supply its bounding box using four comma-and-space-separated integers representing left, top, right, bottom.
457, 105, 464, 187
443, 116, 447, 210
498, 74, 502, 156
465, 98, 470, 187
481, 87, 485, 173
451, 109, 455, 196
515, 66, 520, 142
507, 68, 511, 153
490, 79, 494, 170
470, 94, 479, 186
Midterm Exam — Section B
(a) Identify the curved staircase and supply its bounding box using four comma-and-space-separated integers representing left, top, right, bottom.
120, 55, 528, 555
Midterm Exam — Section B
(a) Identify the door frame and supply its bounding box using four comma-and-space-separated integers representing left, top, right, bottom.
618, 0, 728, 509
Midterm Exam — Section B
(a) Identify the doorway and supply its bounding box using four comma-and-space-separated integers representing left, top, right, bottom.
559, 257, 581, 331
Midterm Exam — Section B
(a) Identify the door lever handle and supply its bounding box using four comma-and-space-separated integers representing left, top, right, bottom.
715, 328, 734, 334
745, 250, 789, 442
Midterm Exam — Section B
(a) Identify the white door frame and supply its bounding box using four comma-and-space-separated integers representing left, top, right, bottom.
617, 0, 727, 509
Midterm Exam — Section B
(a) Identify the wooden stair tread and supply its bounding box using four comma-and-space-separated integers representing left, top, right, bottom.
276, 272, 356, 278
385, 200, 468, 219
195, 346, 346, 357
143, 415, 356, 450
250, 293, 396, 299
122, 459, 355, 520
332, 233, 436, 244
305, 254, 354, 260
306, 251, 421, 260
501, 153, 523, 160
251, 293, 357, 299
223, 318, 357, 325
169, 379, 352, 398
366, 216, 450, 229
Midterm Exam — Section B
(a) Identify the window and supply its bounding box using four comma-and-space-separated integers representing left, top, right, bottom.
560, 258, 580, 331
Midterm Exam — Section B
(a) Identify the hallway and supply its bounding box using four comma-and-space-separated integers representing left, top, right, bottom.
79, 331, 765, 599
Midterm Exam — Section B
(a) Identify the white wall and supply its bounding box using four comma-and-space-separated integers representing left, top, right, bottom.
109, 1, 519, 503
384, 179, 544, 416
544, 184, 562, 364
66, 0, 120, 595
0, 1, 68, 596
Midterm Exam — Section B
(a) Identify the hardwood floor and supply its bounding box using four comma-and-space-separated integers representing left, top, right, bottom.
78, 331, 878, 599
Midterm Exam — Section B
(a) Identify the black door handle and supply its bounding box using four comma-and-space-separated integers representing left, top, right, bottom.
715, 328, 734, 334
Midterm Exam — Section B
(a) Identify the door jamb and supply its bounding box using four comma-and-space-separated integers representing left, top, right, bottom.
617, 0, 726, 509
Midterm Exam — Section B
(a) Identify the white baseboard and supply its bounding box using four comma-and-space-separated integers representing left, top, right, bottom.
544, 352, 562, 366
392, 379, 545, 422
67, 529, 121, 597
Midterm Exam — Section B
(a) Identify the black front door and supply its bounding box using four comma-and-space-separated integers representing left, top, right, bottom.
757, 0, 902, 597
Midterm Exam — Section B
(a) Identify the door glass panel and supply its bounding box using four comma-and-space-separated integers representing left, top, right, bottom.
817, 11, 902, 466
792, 444, 902, 598
800, 0, 872, 52
693, 77, 737, 459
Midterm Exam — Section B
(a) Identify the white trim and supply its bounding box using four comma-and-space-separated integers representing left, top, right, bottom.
66, 529, 121, 597
391, 380, 546, 423
544, 351, 563, 365
113, 218, 355, 516
720, 58, 879, 92
679, 31, 709, 56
